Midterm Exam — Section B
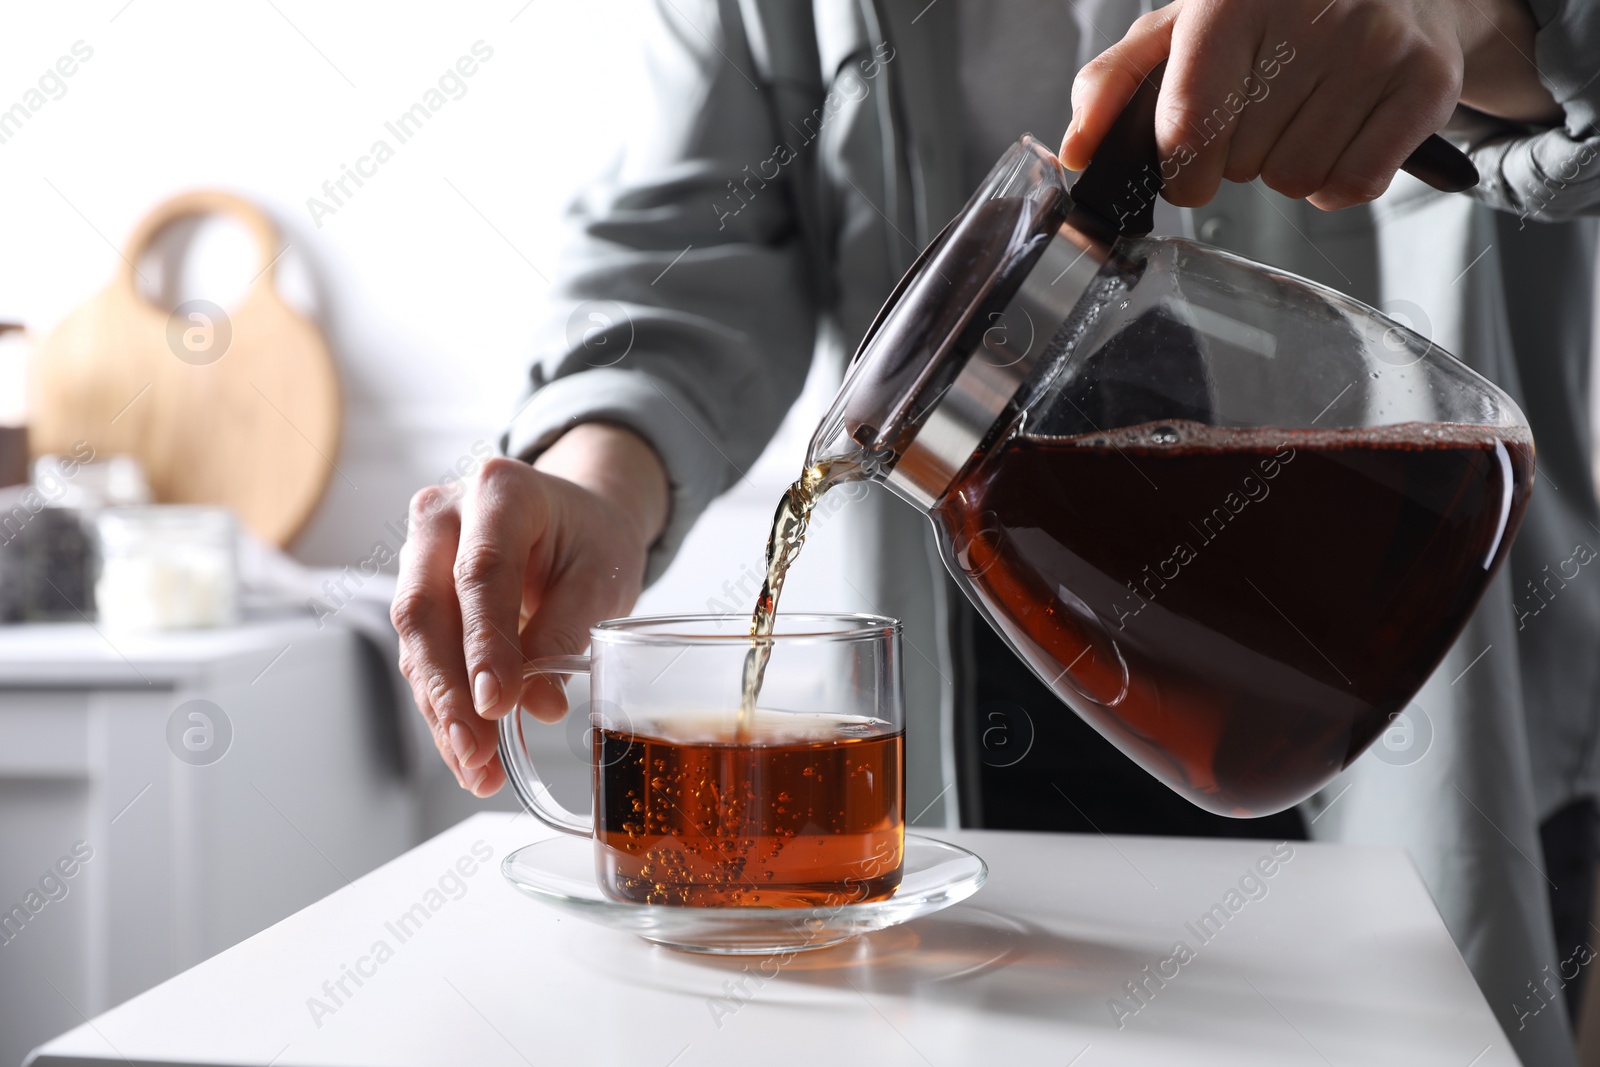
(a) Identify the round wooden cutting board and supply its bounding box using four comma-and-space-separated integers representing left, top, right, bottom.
29, 190, 340, 547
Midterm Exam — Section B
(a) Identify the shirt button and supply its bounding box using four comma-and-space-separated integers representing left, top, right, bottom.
1199, 215, 1229, 243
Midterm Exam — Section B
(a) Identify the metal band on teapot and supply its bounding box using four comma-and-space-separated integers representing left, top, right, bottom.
885, 224, 1108, 509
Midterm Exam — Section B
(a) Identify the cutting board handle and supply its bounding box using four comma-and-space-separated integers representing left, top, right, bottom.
118, 189, 283, 299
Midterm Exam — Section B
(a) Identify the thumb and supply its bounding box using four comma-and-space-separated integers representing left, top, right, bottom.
1059, 4, 1180, 171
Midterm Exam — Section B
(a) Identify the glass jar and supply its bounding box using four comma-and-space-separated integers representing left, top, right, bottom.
96, 506, 238, 632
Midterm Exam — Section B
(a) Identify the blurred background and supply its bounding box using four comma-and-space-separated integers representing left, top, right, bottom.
0, 2, 863, 1062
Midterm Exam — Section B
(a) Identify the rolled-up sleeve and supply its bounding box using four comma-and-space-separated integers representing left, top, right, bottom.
1448, 0, 1600, 223
503, 0, 820, 584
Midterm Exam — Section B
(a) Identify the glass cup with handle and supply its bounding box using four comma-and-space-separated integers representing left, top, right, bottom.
498, 612, 906, 908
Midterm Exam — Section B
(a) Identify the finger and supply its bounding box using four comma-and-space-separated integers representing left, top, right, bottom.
1308, 78, 1456, 211
517, 547, 628, 724
1219, 40, 1315, 184
454, 457, 540, 732
1060, 4, 1180, 172
393, 489, 472, 787
1257, 68, 1388, 202
391, 486, 489, 790
1157, 4, 1268, 206
469, 750, 507, 798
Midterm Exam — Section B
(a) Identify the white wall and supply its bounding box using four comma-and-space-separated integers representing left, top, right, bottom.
0, 0, 857, 622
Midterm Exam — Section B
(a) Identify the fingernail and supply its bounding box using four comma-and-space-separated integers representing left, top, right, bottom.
469, 765, 492, 797
473, 671, 499, 712
449, 720, 477, 766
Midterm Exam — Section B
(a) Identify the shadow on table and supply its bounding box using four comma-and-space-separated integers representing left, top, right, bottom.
671, 906, 1152, 1029
665, 910, 1472, 1046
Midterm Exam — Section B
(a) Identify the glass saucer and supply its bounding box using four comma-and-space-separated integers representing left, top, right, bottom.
501, 833, 988, 955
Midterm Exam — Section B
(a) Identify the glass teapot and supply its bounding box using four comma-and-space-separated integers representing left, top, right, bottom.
805, 74, 1534, 818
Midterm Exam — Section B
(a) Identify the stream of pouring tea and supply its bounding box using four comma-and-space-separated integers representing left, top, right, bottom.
739, 459, 855, 734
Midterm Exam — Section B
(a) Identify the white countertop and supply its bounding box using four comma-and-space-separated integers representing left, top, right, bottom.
0, 614, 331, 687
26, 813, 1516, 1066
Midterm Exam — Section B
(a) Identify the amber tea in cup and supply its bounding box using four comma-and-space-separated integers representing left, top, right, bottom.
499, 613, 905, 908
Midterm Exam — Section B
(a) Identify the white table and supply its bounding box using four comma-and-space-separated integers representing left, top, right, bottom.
26, 812, 1516, 1067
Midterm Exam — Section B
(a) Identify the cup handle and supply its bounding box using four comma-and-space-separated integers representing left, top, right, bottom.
497, 655, 594, 838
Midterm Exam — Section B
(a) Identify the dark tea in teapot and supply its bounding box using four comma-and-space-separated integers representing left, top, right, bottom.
939, 418, 1533, 815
